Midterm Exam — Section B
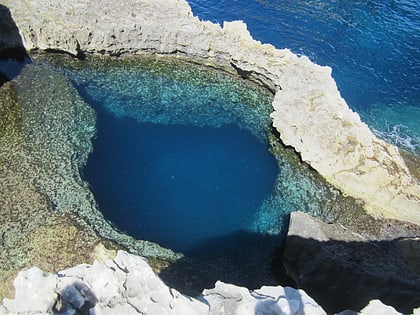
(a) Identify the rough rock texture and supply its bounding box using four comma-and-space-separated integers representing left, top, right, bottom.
1, 250, 329, 315
1, 0, 418, 225
0, 65, 101, 299
1, 250, 406, 315
281, 211, 420, 314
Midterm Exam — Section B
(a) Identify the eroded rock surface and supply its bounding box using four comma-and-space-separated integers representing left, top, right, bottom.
1, 0, 418, 225
1, 250, 408, 315
1, 251, 328, 315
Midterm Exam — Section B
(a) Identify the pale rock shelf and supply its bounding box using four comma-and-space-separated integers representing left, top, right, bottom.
0, 250, 404, 315
1, 0, 418, 225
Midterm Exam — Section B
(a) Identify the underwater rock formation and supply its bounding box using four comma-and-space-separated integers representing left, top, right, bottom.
1, 0, 419, 225
1, 250, 406, 315
0, 62, 180, 298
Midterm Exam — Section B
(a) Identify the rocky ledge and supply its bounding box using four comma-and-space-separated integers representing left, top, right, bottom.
0, 250, 406, 315
1, 0, 419, 225
280, 212, 420, 314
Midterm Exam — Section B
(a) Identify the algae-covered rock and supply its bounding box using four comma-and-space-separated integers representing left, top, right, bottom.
0, 70, 100, 299
0, 63, 180, 300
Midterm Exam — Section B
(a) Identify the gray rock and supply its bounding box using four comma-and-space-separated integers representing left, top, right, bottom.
2, 250, 409, 315
280, 211, 420, 314
2, 267, 56, 313
0, 4, 27, 59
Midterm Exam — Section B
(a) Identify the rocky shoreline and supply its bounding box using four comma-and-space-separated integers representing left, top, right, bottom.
0, 0, 419, 313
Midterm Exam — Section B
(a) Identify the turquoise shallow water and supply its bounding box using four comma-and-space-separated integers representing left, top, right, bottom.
187, 0, 420, 153
0, 54, 358, 257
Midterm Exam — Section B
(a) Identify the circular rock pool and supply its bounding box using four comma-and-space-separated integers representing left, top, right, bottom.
67, 55, 283, 255
84, 116, 279, 254
23, 53, 354, 293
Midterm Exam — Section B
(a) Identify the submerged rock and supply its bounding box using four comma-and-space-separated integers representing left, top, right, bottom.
280, 211, 420, 314
0, 66, 101, 299
0, 62, 180, 299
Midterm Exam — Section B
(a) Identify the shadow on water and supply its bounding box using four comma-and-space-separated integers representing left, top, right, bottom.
0, 4, 30, 86
159, 228, 287, 298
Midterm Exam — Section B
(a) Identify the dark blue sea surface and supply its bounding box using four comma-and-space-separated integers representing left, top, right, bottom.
187, 0, 420, 153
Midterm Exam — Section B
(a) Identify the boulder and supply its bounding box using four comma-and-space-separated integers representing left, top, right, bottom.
280, 211, 420, 314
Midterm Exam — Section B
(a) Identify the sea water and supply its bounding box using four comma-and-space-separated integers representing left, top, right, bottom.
53, 56, 286, 256
187, 0, 420, 154
83, 113, 278, 254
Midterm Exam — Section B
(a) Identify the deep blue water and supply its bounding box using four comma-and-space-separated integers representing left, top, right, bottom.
187, 0, 420, 153
60, 60, 283, 255
84, 104, 278, 254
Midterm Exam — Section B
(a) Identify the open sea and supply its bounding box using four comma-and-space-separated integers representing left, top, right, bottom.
187, 0, 420, 154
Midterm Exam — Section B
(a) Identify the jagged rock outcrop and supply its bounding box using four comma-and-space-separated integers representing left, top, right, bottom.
1, 0, 418, 225
281, 211, 420, 314
1, 250, 405, 315
1, 251, 327, 315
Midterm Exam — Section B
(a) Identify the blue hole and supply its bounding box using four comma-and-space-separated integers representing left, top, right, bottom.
83, 103, 279, 254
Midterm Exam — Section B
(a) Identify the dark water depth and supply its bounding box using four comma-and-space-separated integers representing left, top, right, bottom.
83, 104, 278, 254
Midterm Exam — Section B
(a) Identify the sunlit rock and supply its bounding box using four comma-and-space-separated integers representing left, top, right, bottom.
1, 251, 327, 315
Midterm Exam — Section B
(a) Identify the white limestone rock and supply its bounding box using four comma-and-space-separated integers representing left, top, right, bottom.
1, 250, 412, 315
337, 300, 403, 315
201, 281, 327, 315
1, 250, 327, 315
2, 267, 57, 313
